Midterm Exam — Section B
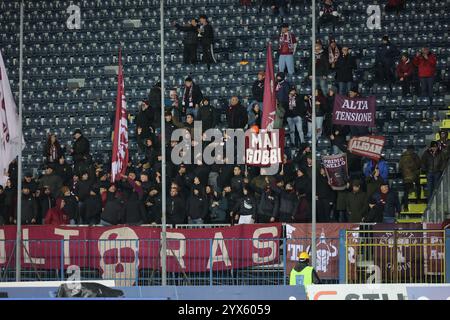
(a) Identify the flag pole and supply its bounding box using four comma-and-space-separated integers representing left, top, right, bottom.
160, 0, 167, 286
15, 0, 24, 282
311, 0, 317, 269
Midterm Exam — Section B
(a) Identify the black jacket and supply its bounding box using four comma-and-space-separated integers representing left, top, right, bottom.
75, 180, 93, 202
271, 185, 299, 222
309, 50, 330, 77
136, 107, 154, 136
197, 105, 216, 131
148, 85, 162, 109
375, 42, 400, 66
63, 194, 79, 220
252, 79, 264, 102
233, 195, 257, 217
85, 194, 102, 224
175, 24, 199, 45
421, 148, 445, 173
182, 84, 203, 109
21, 194, 37, 224
39, 194, 55, 222
285, 94, 306, 118
335, 54, 356, 82
257, 190, 279, 219
167, 194, 186, 224
55, 163, 73, 186
226, 103, 248, 129
187, 191, 208, 220
102, 193, 124, 225
72, 135, 90, 163
199, 23, 214, 45
124, 192, 147, 224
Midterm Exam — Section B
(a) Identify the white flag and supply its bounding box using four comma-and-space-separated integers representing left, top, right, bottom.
0, 51, 24, 186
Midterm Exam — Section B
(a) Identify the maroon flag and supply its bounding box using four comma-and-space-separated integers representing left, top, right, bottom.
111, 48, 128, 183
332, 94, 376, 127
348, 136, 385, 160
261, 43, 276, 130
322, 154, 349, 191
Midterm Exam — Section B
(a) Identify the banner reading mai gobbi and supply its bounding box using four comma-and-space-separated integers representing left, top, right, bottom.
332, 94, 376, 127
322, 154, 349, 191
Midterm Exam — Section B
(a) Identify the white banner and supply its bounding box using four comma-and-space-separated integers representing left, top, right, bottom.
0, 51, 24, 186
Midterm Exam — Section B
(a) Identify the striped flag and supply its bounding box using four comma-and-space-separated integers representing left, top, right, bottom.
261, 43, 276, 130
0, 51, 24, 186
111, 48, 128, 183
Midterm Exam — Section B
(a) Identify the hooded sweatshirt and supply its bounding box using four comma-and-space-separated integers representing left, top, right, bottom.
44, 198, 69, 225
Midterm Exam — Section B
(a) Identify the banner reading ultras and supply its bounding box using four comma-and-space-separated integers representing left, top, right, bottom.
332, 94, 376, 127
348, 135, 385, 160
245, 129, 285, 167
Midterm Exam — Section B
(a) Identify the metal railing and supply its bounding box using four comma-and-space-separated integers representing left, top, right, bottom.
345, 229, 446, 284
424, 158, 450, 223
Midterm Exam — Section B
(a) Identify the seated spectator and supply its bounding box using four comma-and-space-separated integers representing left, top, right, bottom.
335, 46, 357, 96
372, 182, 400, 224
375, 35, 400, 86
44, 198, 69, 226
413, 47, 437, 104
318, 0, 340, 33
396, 52, 415, 96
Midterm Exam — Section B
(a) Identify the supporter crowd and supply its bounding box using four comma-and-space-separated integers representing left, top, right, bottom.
0, 0, 448, 227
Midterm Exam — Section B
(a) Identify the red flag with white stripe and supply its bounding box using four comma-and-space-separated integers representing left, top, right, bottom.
111, 48, 128, 183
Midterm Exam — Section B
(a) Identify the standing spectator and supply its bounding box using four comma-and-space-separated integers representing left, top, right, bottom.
396, 52, 415, 96
38, 186, 56, 224
364, 157, 389, 182
181, 76, 203, 119
330, 124, 349, 154
61, 186, 78, 225
226, 96, 248, 129
248, 102, 262, 128
375, 35, 400, 86
136, 100, 154, 149
197, 97, 216, 132
257, 185, 279, 223
275, 72, 290, 109
328, 38, 340, 71
85, 186, 102, 225
3, 179, 16, 224
286, 87, 306, 146
174, 18, 199, 64
23, 172, 38, 195
305, 88, 327, 138
43, 133, 63, 165
232, 187, 257, 224
366, 167, 385, 199
101, 189, 124, 226
18, 186, 37, 225
271, 0, 288, 18
38, 165, 63, 199
278, 23, 297, 76
316, 167, 335, 222
335, 46, 357, 95
208, 188, 228, 224
421, 141, 445, 200
363, 198, 384, 223
0, 186, 5, 225
124, 191, 147, 225
55, 155, 73, 187
198, 15, 216, 69
372, 182, 400, 224
345, 180, 368, 223
271, 181, 299, 223
70, 129, 91, 176
413, 47, 437, 104
75, 171, 93, 224
166, 185, 186, 225
318, 0, 340, 33
251, 71, 265, 110
309, 42, 330, 92
44, 198, 69, 226
399, 145, 422, 208
437, 129, 450, 162
148, 81, 162, 112
187, 187, 208, 224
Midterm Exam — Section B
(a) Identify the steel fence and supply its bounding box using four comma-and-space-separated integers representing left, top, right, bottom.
345, 229, 446, 284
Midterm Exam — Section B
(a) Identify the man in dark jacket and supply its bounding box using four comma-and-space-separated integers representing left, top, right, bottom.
85, 187, 102, 225
275, 72, 290, 109
167, 185, 186, 225
196, 97, 216, 132
181, 76, 203, 118
71, 129, 91, 176
335, 46, 357, 95
75, 171, 94, 224
232, 187, 257, 224
286, 87, 306, 146
38, 165, 63, 199
148, 82, 162, 112
101, 189, 124, 225
136, 100, 154, 149
271, 181, 298, 222
257, 185, 279, 223
375, 35, 400, 85
55, 156, 73, 187
38, 186, 56, 225
399, 145, 422, 208
251, 71, 265, 108
363, 198, 383, 223
421, 141, 445, 201
226, 96, 248, 129
198, 15, 216, 68
23, 172, 38, 195
309, 42, 330, 92
175, 18, 199, 64
345, 180, 368, 223
437, 129, 450, 163
187, 187, 208, 224
19, 186, 37, 225
124, 191, 147, 225
372, 182, 400, 223
316, 167, 335, 222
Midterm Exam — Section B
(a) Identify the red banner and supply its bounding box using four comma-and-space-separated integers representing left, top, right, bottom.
261, 43, 276, 130
0, 224, 282, 285
322, 154, 349, 190
348, 136, 385, 160
285, 223, 360, 279
332, 94, 376, 127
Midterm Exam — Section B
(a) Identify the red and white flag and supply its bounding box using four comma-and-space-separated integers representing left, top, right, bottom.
261, 43, 276, 130
111, 48, 128, 183
0, 51, 24, 186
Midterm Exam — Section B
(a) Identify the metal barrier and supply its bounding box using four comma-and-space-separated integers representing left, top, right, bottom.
345, 229, 446, 284
424, 158, 450, 222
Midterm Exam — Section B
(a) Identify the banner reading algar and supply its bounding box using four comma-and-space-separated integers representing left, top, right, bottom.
332, 94, 376, 127
348, 136, 385, 160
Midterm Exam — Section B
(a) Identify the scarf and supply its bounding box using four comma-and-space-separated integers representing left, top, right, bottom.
279, 32, 295, 52
182, 85, 193, 107
328, 45, 340, 64
315, 49, 324, 61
